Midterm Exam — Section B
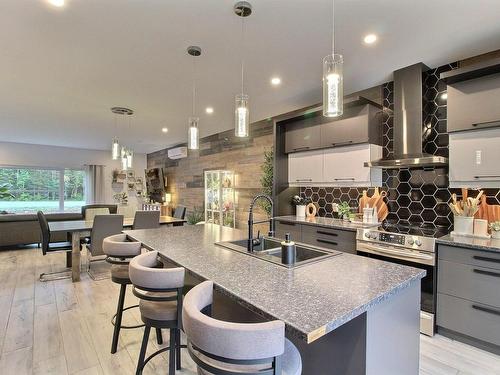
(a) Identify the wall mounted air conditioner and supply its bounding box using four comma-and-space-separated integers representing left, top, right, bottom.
168, 146, 188, 160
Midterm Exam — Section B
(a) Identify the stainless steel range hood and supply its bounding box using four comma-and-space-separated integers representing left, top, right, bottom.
365, 63, 448, 169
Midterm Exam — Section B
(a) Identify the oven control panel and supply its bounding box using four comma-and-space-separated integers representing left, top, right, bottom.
379, 232, 406, 245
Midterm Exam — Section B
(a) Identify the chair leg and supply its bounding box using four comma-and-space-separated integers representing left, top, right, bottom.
66, 251, 72, 268
169, 329, 176, 375
136, 325, 151, 375
175, 328, 181, 370
155, 328, 163, 345
111, 284, 126, 354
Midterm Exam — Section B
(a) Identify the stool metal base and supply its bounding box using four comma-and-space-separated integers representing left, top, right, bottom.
111, 304, 144, 329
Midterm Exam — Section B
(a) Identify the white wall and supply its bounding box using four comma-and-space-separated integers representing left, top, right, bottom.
0, 141, 147, 216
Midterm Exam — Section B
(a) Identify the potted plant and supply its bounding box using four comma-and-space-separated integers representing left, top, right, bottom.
337, 201, 351, 221
291, 195, 310, 218
490, 221, 500, 239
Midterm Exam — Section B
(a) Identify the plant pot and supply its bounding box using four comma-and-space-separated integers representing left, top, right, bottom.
454, 216, 474, 235
492, 231, 500, 239
296, 205, 306, 218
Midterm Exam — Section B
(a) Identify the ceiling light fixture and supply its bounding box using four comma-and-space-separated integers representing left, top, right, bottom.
363, 34, 377, 44
205, 107, 214, 114
271, 77, 281, 85
234, 1, 252, 138
322, 0, 343, 118
187, 46, 202, 150
162, 127, 169, 133
48, 0, 65, 7
110, 107, 134, 166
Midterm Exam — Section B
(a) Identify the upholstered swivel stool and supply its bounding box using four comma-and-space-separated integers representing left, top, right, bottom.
183, 281, 302, 375
129, 251, 186, 375
102, 234, 149, 354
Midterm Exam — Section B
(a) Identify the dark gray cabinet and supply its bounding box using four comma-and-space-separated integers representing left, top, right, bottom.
284, 117, 321, 153
447, 73, 500, 133
320, 105, 381, 148
437, 244, 500, 350
275, 220, 302, 242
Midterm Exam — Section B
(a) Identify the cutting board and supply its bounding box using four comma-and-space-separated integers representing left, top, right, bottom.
359, 190, 369, 213
475, 195, 500, 223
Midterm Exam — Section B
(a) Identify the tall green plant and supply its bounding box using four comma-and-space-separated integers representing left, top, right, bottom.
259, 148, 273, 216
186, 206, 204, 225
0, 183, 14, 200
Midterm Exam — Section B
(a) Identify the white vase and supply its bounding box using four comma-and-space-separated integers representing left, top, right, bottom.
296, 205, 306, 218
454, 216, 474, 235
492, 231, 500, 239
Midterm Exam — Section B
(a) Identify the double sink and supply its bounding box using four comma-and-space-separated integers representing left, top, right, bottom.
215, 237, 341, 268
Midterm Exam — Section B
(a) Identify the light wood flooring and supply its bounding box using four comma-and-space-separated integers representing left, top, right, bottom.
0, 247, 499, 375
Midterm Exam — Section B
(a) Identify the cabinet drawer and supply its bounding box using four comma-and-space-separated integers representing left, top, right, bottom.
438, 260, 500, 308
438, 244, 500, 271
274, 221, 301, 242
301, 225, 356, 254
437, 293, 500, 347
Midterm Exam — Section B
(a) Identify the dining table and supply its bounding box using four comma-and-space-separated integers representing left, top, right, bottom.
48, 215, 186, 282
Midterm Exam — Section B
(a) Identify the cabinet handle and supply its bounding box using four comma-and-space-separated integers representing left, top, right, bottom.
473, 269, 500, 278
332, 140, 353, 147
471, 120, 500, 129
473, 255, 500, 264
474, 175, 500, 179
296, 178, 313, 182
333, 178, 355, 181
316, 238, 338, 246
472, 304, 500, 317
292, 147, 310, 151
317, 230, 338, 237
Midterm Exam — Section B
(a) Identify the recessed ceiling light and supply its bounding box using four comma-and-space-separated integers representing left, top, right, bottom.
363, 34, 377, 45
205, 107, 214, 114
48, 0, 65, 7
162, 127, 168, 133
271, 77, 281, 86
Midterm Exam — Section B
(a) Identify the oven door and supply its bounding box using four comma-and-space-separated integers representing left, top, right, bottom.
356, 241, 436, 336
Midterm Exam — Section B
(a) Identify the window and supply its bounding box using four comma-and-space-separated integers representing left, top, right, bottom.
0, 167, 86, 213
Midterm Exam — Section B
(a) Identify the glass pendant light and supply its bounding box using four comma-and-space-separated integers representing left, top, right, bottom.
187, 46, 202, 150
121, 148, 128, 170
111, 107, 134, 165
126, 149, 133, 169
234, 1, 252, 137
111, 137, 120, 160
322, 0, 343, 117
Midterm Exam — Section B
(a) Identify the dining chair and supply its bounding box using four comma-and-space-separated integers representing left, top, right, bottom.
37, 211, 75, 282
183, 281, 302, 375
85, 214, 124, 280
129, 251, 185, 375
81, 204, 118, 219
173, 205, 187, 220
133, 210, 160, 230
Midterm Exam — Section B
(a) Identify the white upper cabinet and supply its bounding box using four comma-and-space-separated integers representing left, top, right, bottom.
288, 144, 382, 187
288, 149, 324, 185
449, 128, 500, 188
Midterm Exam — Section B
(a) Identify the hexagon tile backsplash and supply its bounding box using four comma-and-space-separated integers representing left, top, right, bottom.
300, 63, 500, 231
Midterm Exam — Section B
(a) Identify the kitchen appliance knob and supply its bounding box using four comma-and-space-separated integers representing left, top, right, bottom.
370, 232, 378, 239
407, 238, 414, 245
364, 232, 370, 238
415, 239, 422, 246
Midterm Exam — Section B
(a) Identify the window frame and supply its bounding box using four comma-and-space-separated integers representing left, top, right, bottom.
0, 164, 86, 213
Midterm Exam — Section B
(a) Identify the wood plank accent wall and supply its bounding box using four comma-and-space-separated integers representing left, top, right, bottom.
147, 120, 274, 229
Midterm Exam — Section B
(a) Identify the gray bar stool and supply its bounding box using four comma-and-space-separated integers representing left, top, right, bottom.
129, 251, 186, 375
103, 234, 147, 354
183, 281, 302, 375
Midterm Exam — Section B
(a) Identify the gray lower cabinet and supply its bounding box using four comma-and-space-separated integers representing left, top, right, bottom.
437, 244, 500, 349
274, 220, 356, 254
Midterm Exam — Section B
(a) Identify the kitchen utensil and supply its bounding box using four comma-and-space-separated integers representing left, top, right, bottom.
462, 188, 468, 201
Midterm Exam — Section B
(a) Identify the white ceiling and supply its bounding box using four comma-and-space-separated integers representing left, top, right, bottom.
1, 0, 500, 153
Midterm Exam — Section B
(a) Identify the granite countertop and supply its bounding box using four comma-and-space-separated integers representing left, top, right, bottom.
274, 215, 379, 231
125, 224, 425, 343
437, 234, 500, 253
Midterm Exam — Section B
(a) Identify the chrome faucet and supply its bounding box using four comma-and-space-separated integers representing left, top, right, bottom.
248, 194, 274, 252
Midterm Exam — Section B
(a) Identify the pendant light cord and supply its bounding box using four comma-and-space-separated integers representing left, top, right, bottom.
240, 15, 245, 95
192, 57, 196, 116
331, 0, 335, 54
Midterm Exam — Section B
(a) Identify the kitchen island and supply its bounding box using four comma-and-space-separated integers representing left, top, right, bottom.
126, 224, 425, 374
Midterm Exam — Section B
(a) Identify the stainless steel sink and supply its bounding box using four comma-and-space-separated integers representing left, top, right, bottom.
215, 237, 342, 268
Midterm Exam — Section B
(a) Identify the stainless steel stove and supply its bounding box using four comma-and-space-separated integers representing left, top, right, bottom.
356, 222, 446, 336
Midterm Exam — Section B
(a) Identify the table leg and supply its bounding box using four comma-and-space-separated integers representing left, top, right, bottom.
71, 232, 81, 282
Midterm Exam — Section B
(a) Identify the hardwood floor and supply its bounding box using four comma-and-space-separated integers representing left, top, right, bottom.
0, 247, 498, 375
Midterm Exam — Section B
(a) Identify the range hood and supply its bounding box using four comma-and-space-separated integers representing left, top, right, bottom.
365, 63, 448, 169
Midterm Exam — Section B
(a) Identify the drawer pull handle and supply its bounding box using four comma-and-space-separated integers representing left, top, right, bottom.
296, 178, 313, 182
332, 141, 353, 147
472, 304, 500, 317
316, 230, 338, 237
474, 175, 500, 179
473, 255, 500, 264
473, 269, 500, 278
316, 239, 338, 246
292, 147, 310, 152
333, 178, 355, 181
471, 120, 500, 129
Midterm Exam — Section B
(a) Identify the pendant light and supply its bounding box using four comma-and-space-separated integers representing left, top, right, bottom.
234, 1, 252, 137
111, 137, 120, 160
322, 0, 343, 117
111, 107, 134, 169
187, 46, 201, 150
